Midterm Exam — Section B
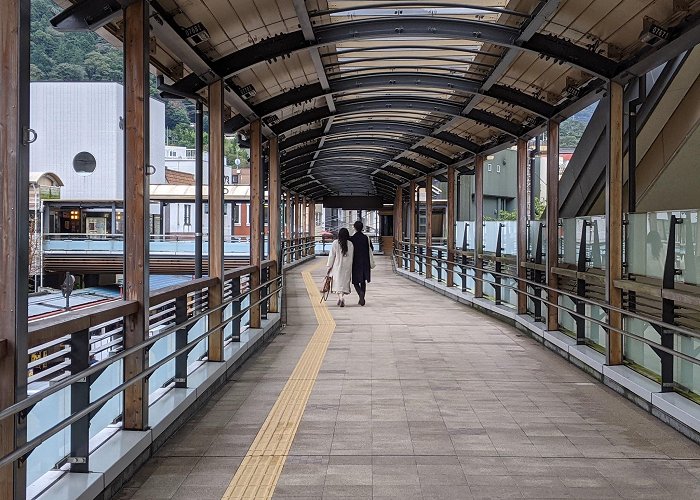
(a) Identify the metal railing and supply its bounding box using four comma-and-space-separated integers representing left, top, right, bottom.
1, 261, 282, 491
395, 241, 700, 397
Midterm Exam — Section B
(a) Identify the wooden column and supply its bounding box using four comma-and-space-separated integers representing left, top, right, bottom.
268, 137, 281, 313
446, 166, 456, 287
307, 199, 315, 255
607, 81, 624, 365
425, 176, 433, 279
395, 188, 403, 266
546, 120, 560, 331
474, 155, 485, 298
123, 0, 150, 431
285, 190, 292, 263
0, 0, 29, 495
517, 138, 529, 314
250, 120, 263, 328
207, 79, 225, 361
295, 194, 302, 258
409, 181, 417, 272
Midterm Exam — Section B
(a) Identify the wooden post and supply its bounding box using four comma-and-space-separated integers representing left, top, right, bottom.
207, 79, 225, 361
474, 155, 484, 298
307, 199, 315, 255
285, 190, 292, 263
409, 181, 417, 272
446, 166, 456, 287
250, 120, 263, 328
123, 0, 150, 431
547, 120, 560, 331
395, 188, 403, 266
295, 194, 302, 259
607, 81, 624, 365
268, 137, 281, 313
425, 176, 433, 279
517, 138, 528, 314
0, 0, 30, 494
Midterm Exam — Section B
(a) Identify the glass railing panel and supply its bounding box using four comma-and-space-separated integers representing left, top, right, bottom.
455, 221, 475, 251
677, 209, 699, 286
558, 295, 576, 337
27, 387, 70, 486
89, 360, 122, 440
675, 333, 700, 397
623, 317, 662, 379
187, 315, 209, 366
559, 218, 579, 266
148, 332, 176, 400
526, 220, 546, 259
627, 212, 671, 280
587, 304, 607, 348
588, 216, 607, 269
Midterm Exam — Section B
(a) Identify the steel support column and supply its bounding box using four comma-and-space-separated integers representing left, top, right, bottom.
0, 0, 30, 495
446, 166, 456, 287
122, 0, 150, 431
269, 137, 281, 313
546, 120, 560, 331
607, 81, 624, 365
425, 176, 433, 279
250, 119, 264, 329
409, 181, 417, 273
207, 79, 225, 361
474, 155, 485, 299
517, 138, 528, 314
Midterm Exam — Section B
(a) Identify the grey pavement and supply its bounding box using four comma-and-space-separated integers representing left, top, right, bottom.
117, 257, 700, 500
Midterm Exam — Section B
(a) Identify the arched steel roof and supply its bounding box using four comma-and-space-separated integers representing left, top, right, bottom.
53, 0, 700, 200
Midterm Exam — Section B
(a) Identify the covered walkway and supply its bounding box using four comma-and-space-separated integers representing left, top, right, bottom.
117, 258, 700, 500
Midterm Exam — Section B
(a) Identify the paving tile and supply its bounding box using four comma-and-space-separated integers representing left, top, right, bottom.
117, 260, 700, 500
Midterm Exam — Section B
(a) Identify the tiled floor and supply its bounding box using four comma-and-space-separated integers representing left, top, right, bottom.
117, 257, 700, 499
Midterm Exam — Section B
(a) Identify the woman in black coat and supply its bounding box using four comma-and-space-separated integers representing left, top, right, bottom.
350, 220, 374, 306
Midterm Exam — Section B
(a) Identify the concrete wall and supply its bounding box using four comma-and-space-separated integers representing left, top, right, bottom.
29, 82, 165, 200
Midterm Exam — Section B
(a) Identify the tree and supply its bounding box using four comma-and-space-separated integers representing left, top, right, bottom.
30, 64, 46, 80
165, 101, 191, 129
48, 62, 86, 81
169, 123, 196, 148
534, 197, 547, 220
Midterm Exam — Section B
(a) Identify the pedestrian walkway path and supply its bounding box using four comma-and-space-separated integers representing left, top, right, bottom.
117, 257, 700, 500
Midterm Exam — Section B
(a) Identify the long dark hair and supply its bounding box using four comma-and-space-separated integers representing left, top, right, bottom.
338, 228, 350, 256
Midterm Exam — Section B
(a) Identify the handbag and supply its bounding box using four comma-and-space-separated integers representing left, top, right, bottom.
368, 235, 376, 269
320, 270, 333, 302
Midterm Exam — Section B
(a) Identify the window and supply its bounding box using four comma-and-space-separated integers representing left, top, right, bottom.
233, 203, 241, 225
496, 164, 501, 173
73, 152, 96, 176
185, 149, 196, 159
184, 205, 191, 226
168, 150, 177, 158
246, 203, 250, 226
204, 203, 227, 215
487, 163, 492, 172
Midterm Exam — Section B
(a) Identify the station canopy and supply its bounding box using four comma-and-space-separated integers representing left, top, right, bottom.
54, 0, 700, 201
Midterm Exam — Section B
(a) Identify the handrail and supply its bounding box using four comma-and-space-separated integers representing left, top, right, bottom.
396, 244, 700, 341
28, 300, 139, 348
0, 280, 282, 470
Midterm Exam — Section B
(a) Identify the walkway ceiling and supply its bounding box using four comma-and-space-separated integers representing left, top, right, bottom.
54, 0, 700, 201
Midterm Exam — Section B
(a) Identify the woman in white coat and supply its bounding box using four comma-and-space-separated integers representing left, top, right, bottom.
326, 227, 354, 307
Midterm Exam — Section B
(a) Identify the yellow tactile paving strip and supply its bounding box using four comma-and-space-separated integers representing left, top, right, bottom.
221, 266, 336, 499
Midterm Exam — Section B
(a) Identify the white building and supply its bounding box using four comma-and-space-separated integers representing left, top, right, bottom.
29, 82, 166, 200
